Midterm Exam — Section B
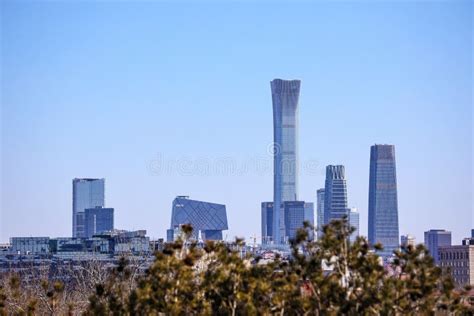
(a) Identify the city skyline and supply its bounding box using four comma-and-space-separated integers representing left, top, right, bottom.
2, 1, 472, 244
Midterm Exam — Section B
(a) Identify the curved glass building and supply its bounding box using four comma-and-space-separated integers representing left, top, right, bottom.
167, 196, 228, 241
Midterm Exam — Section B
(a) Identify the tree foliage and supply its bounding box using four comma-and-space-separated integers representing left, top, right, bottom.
1, 220, 472, 315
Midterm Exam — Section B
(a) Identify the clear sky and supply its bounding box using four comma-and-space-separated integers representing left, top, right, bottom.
1, 1, 472, 244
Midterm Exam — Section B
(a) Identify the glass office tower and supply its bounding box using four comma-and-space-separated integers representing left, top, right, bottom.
271, 79, 301, 244
316, 188, 325, 239
261, 202, 273, 244
424, 229, 452, 264
283, 201, 314, 242
368, 144, 399, 259
324, 165, 348, 225
84, 206, 114, 238
348, 208, 360, 243
72, 178, 105, 238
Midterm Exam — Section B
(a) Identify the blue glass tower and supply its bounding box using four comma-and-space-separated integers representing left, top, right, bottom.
348, 208, 360, 243
261, 202, 273, 244
271, 79, 300, 244
72, 178, 105, 238
316, 189, 325, 240
368, 144, 399, 258
84, 206, 114, 238
324, 165, 348, 225
424, 229, 451, 264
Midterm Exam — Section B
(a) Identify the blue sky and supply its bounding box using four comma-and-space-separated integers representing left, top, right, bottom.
1, 1, 472, 244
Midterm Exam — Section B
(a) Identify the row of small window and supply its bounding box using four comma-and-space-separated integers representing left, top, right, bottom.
440, 261, 469, 267
439, 252, 469, 260
451, 269, 469, 276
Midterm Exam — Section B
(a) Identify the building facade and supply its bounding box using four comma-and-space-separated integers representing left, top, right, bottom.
168, 196, 228, 242
283, 201, 314, 242
84, 206, 114, 238
438, 241, 474, 287
400, 234, 416, 248
368, 144, 399, 259
271, 79, 301, 244
304, 202, 315, 241
324, 165, 348, 225
424, 229, 452, 264
261, 202, 274, 244
348, 208, 359, 243
72, 178, 105, 238
316, 189, 325, 240
11, 237, 50, 255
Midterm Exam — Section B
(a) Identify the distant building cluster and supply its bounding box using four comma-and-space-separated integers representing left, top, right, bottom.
2, 78, 472, 288
4, 230, 151, 259
422, 229, 474, 287
262, 79, 399, 260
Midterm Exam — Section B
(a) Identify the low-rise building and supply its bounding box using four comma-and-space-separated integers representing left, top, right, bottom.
438, 239, 474, 287
10, 237, 50, 255
401, 234, 416, 248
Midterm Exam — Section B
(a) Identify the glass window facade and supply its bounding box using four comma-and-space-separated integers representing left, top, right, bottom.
368, 145, 399, 258
324, 165, 348, 225
261, 202, 274, 244
271, 79, 301, 244
72, 178, 105, 238
316, 189, 325, 240
84, 207, 114, 238
169, 196, 228, 242
348, 208, 359, 243
424, 229, 452, 264
283, 201, 313, 242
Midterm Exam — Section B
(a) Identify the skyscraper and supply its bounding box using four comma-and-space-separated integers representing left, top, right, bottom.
348, 208, 359, 243
72, 178, 105, 238
304, 202, 315, 241
84, 206, 114, 238
283, 201, 314, 242
271, 79, 301, 244
316, 189, 325, 239
368, 144, 399, 259
324, 165, 348, 225
261, 202, 273, 244
424, 229, 452, 264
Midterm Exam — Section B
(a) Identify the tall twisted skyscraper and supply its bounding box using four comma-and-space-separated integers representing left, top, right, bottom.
324, 165, 348, 225
271, 79, 301, 244
368, 144, 399, 258
72, 178, 105, 238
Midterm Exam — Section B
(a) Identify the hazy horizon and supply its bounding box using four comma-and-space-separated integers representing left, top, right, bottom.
1, 1, 472, 244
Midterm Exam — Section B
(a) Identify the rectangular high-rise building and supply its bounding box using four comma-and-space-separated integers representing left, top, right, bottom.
324, 165, 348, 225
348, 208, 359, 243
271, 79, 301, 244
424, 229, 452, 264
261, 202, 273, 244
84, 206, 114, 238
283, 201, 314, 242
316, 189, 325, 240
368, 144, 399, 259
72, 178, 105, 238
304, 202, 315, 241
